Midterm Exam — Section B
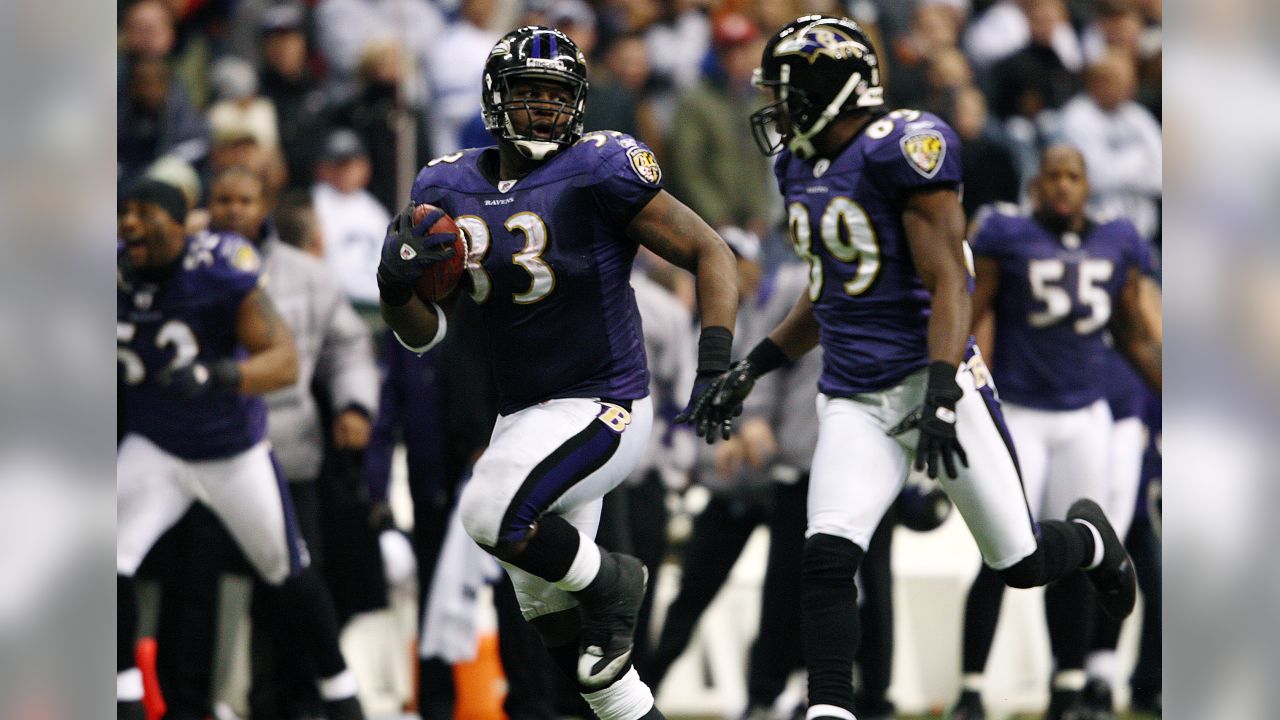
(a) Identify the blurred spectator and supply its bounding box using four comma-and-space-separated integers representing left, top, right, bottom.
964, 0, 1082, 72
951, 86, 1021, 218
888, 2, 964, 108
426, 0, 503, 154
329, 41, 432, 211
207, 129, 289, 204
274, 190, 325, 257
1058, 51, 1162, 240
207, 165, 380, 720
988, 0, 1081, 120
543, 0, 599, 56
315, 0, 444, 104
644, 0, 712, 132
207, 55, 281, 149
918, 45, 974, 117
117, 56, 209, 192
257, 5, 330, 191
583, 33, 661, 149
311, 128, 390, 310
666, 14, 774, 238
119, 0, 175, 63
1081, 0, 1162, 118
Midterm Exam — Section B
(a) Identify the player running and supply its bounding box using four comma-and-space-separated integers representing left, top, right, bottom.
116, 179, 364, 720
683, 16, 1139, 720
376, 26, 738, 720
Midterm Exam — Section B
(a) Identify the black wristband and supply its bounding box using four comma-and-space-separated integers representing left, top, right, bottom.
209, 359, 242, 392
377, 268, 414, 307
744, 337, 790, 378
696, 326, 734, 375
925, 361, 961, 396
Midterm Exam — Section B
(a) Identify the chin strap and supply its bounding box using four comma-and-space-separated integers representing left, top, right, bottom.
513, 139, 563, 160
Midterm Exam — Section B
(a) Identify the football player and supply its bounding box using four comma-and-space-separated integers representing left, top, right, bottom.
949, 146, 1161, 720
684, 16, 1138, 720
375, 26, 738, 720
116, 179, 364, 720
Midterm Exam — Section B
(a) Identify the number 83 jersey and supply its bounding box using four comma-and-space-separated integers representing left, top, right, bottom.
775, 109, 963, 396
411, 132, 660, 415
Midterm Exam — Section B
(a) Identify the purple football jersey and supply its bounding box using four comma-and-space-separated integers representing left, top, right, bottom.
971, 210, 1149, 410
411, 131, 659, 414
117, 232, 268, 459
774, 109, 963, 395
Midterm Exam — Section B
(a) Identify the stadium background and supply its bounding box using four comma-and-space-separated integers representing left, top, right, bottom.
116, 0, 1162, 718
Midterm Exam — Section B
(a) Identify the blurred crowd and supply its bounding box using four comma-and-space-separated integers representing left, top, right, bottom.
117, 0, 1162, 717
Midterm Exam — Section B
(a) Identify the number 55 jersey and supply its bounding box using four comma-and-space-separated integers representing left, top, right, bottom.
774, 109, 963, 397
410, 132, 661, 415
969, 208, 1150, 410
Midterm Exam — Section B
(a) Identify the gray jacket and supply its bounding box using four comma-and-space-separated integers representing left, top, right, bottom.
696, 262, 822, 493
260, 237, 379, 481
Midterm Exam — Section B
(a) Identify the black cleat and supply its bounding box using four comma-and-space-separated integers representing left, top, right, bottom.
1068, 499, 1137, 619
947, 690, 986, 720
577, 552, 649, 688
117, 700, 146, 720
1081, 677, 1116, 719
1045, 688, 1087, 720
323, 696, 366, 720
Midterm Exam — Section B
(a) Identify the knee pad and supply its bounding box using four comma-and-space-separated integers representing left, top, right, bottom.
998, 545, 1046, 589
802, 533, 864, 585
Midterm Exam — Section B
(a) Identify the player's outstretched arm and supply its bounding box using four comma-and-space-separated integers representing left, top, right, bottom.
380, 295, 445, 351
626, 189, 738, 333
1110, 268, 1162, 392
970, 255, 1001, 365
234, 287, 300, 395
629, 189, 740, 440
766, 289, 821, 360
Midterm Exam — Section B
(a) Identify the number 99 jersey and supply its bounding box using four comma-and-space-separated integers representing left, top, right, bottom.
117, 232, 268, 459
774, 108, 963, 396
411, 131, 661, 415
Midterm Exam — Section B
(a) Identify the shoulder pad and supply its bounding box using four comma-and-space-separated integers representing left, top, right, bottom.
864, 109, 958, 181
184, 231, 261, 275
412, 149, 484, 199
574, 131, 663, 186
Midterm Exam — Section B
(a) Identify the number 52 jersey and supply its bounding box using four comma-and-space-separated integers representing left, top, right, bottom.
117, 232, 268, 460
411, 131, 661, 415
774, 109, 963, 396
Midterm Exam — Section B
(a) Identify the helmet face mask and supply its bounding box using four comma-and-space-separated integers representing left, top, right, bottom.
749, 15, 884, 159
483, 27, 589, 160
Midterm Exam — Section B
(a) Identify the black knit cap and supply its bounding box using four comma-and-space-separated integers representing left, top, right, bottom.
120, 178, 188, 226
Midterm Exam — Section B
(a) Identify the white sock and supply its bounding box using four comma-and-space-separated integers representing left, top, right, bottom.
581, 667, 655, 720
962, 672, 984, 692
317, 668, 358, 701
1053, 669, 1088, 691
117, 668, 144, 702
1073, 519, 1105, 569
1086, 650, 1118, 685
806, 704, 856, 720
555, 530, 602, 592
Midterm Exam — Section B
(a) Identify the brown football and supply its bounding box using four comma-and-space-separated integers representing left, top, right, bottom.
411, 203, 468, 303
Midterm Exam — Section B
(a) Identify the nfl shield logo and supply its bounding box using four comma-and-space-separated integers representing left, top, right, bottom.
900, 130, 946, 179
135, 289, 153, 310
400, 244, 417, 261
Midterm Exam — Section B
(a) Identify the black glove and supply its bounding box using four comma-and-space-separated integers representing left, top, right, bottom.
155, 359, 241, 400
674, 327, 735, 443
901, 361, 968, 479
376, 203, 458, 306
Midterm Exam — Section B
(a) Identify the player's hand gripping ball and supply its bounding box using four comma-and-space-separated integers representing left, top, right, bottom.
377, 202, 467, 306
410, 203, 468, 303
